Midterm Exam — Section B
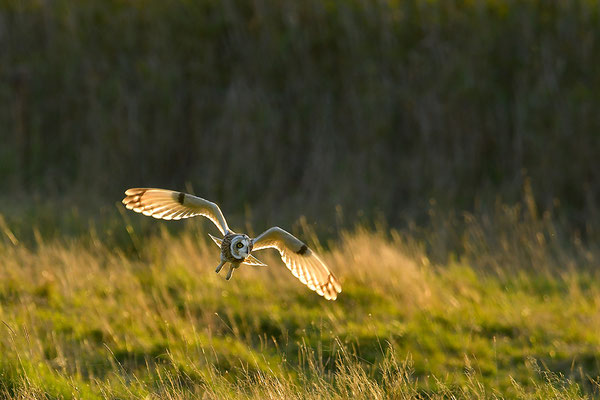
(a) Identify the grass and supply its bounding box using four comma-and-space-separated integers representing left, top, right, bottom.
0, 206, 599, 399
3, 0, 600, 396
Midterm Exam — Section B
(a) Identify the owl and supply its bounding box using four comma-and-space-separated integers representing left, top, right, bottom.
122, 188, 342, 300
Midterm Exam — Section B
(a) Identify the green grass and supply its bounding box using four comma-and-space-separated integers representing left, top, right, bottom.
0, 211, 598, 399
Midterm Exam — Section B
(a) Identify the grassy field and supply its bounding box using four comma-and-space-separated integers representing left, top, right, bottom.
0, 205, 598, 399
3, 0, 600, 398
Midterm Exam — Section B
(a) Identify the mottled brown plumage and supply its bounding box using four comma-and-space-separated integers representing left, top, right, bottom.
220, 233, 253, 263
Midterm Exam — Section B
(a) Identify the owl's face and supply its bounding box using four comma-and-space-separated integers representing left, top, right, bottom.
230, 234, 252, 259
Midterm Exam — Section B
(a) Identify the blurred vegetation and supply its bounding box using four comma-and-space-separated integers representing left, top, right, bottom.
1, 0, 599, 231
0, 210, 599, 398
1, 1, 600, 397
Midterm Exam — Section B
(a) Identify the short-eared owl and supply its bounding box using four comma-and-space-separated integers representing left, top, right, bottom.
122, 188, 342, 300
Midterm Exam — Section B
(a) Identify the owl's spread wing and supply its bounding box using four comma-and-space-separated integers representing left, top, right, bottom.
122, 188, 230, 235
252, 227, 342, 300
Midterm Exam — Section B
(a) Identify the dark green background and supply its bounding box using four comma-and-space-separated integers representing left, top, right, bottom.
2, 0, 599, 229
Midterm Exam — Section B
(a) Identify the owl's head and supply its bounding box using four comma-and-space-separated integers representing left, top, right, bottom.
230, 234, 252, 259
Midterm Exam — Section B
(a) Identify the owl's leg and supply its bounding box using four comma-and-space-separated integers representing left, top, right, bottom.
215, 260, 226, 274
225, 264, 235, 280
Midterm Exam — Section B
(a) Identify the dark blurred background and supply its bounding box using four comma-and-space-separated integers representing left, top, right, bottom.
1, 0, 599, 236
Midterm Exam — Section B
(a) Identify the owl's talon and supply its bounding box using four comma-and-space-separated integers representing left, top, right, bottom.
215, 261, 225, 273
225, 265, 235, 280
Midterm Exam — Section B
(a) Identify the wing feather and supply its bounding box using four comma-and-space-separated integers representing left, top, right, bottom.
252, 227, 342, 300
242, 254, 268, 267
122, 188, 230, 235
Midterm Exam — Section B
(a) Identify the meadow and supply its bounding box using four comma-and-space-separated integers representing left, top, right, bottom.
2, 0, 600, 397
0, 200, 598, 399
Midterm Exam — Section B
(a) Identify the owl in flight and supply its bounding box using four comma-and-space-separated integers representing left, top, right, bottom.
122, 188, 342, 300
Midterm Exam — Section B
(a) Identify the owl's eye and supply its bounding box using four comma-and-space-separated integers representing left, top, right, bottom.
236, 243, 244, 248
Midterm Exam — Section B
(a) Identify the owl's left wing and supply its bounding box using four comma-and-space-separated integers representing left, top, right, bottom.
252, 227, 341, 300
122, 188, 230, 235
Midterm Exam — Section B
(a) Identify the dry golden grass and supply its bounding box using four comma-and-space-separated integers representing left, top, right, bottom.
0, 208, 599, 399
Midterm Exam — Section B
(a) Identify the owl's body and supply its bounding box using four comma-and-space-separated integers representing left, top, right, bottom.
214, 233, 254, 280
122, 188, 342, 300
221, 233, 252, 263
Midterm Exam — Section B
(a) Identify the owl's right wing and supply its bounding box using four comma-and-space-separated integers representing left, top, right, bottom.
252, 227, 342, 300
122, 188, 230, 235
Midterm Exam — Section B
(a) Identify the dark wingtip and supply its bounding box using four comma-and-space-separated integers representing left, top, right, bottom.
296, 244, 308, 255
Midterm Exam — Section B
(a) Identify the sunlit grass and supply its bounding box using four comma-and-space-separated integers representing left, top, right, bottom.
0, 211, 598, 399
